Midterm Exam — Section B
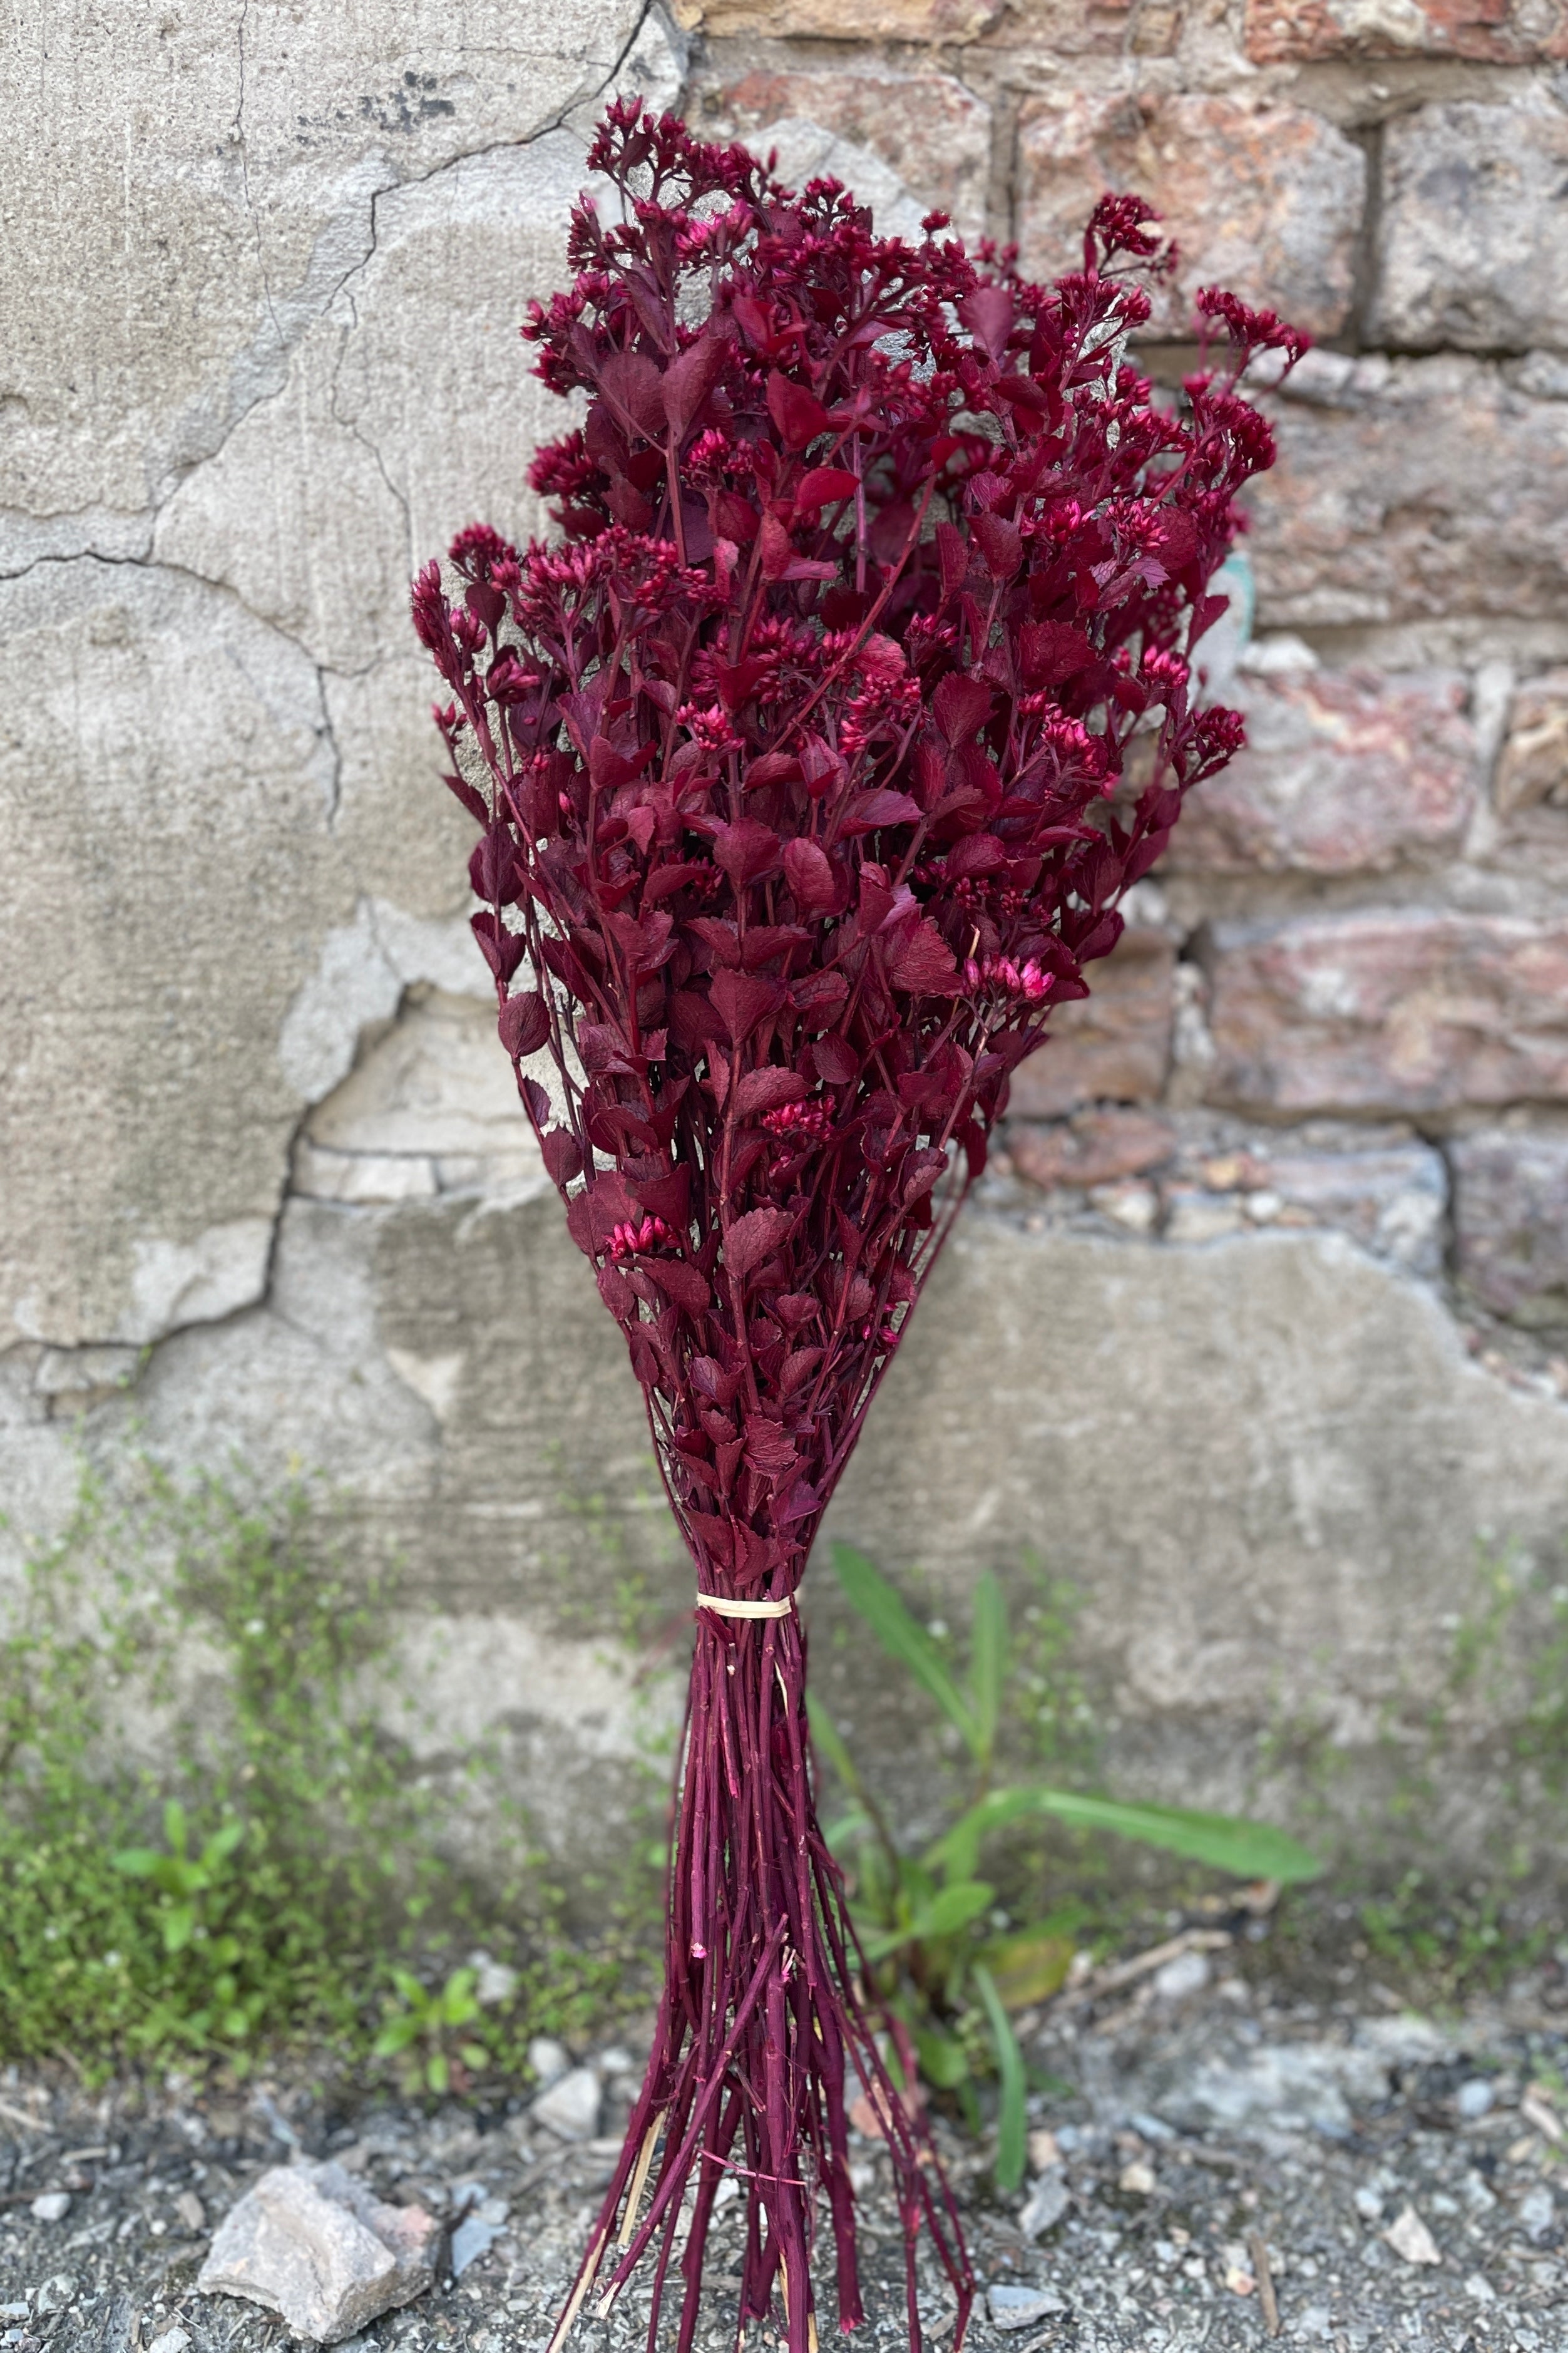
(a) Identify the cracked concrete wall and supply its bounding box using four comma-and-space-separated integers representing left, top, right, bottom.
4, 0, 1568, 1882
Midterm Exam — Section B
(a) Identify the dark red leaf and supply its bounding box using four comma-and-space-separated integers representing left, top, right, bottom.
782, 837, 837, 912
470, 910, 526, 982
933, 674, 994, 747
742, 1414, 799, 1479
662, 332, 729, 436
541, 1128, 583, 1185
1018, 621, 1096, 687
958, 285, 1015, 359
498, 991, 550, 1058
840, 789, 923, 836
811, 1032, 859, 1085
733, 1067, 808, 1120
885, 918, 960, 996
723, 1206, 796, 1280
599, 351, 666, 440
795, 465, 858, 512
712, 818, 783, 886
972, 512, 1022, 581
710, 969, 786, 1045
766, 371, 829, 451
652, 1259, 712, 1314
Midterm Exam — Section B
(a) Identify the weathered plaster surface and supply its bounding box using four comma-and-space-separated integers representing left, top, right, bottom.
3, 0, 1565, 1868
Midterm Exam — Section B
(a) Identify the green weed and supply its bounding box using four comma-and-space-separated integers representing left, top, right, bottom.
812, 1544, 1319, 2188
0, 1456, 655, 2080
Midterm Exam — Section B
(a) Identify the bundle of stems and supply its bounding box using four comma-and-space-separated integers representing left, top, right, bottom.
411, 99, 1301, 2352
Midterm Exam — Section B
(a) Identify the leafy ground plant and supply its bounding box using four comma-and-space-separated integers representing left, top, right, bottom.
0, 1457, 640, 2077
812, 1544, 1321, 2188
372, 1965, 491, 2095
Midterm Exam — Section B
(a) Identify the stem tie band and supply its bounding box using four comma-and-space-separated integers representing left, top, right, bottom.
696, 1593, 796, 1619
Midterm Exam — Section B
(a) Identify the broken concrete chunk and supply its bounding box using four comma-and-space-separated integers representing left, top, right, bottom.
196, 2160, 436, 2344
1018, 2171, 1070, 2237
531, 2064, 602, 2142
988, 2281, 1068, 2329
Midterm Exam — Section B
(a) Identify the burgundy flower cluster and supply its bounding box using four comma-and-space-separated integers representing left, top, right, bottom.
413, 98, 1301, 2353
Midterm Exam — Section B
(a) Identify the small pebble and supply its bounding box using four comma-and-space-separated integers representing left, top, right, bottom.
526, 2036, 570, 2089
1385, 2204, 1442, 2265
33, 2277, 76, 2315
173, 2190, 205, 2233
1018, 2172, 1069, 2238
1151, 1950, 1211, 2003
532, 2064, 601, 2143
145, 2329, 192, 2353
1354, 2184, 1384, 2222
1457, 2078, 1495, 2119
988, 2282, 1067, 2331
1118, 2159, 1156, 2195
1519, 2183, 1554, 2242
29, 2193, 71, 2224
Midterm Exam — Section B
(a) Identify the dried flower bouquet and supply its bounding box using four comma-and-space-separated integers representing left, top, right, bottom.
412, 100, 1303, 2353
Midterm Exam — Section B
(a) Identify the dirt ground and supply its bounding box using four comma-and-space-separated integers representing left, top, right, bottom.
4, 1940, 1565, 2353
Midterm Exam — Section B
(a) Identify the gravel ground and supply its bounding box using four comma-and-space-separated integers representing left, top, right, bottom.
4, 1943, 1566, 2353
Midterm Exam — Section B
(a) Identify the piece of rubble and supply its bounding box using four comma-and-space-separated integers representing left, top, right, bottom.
988, 2282, 1068, 2330
196, 2161, 437, 2345
531, 2065, 602, 2142
1018, 2172, 1070, 2237
1385, 2203, 1442, 2266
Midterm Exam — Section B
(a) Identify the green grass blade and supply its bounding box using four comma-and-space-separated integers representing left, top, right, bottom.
805, 1689, 864, 1798
831, 1543, 980, 1758
925, 1784, 1320, 1885
973, 1963, 1027, 2191
1027, 1790, 1321, 1883
969, 1572, 1007, 1774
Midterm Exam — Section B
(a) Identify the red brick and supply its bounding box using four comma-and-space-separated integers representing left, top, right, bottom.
1452, 1130, 1568, 1322
1249, 354, 1568, 631
700, 68, 992, 243
1015, 91, 1365, 340
1007, 1107, 1177, 1188
1169, 667, 1477, 873
1244, 0, 1568, 66
674, 0, 997, 34
1209, 911, 1568, 1113
1010, 927, 1176, 1116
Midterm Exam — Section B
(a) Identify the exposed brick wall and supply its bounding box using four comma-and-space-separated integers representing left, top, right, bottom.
677, 0, 1568, 1394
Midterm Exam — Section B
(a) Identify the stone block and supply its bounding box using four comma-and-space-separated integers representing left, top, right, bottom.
1010, 929, 1176, 1116
1452, 1129, 1568, 1324
1015, 92, 1366, 339
197, 2161, 436, 2345
1373, 98, 1568, 353
1244, 0, 1568, 63
1495, 670, 1568, 814
1170, 667, 1477, 873
700, 69, 992, 242
1008, 1108, 1177, 1189
1249, 354, 1568, 629
1208, 910, 1568, 1113
1177, 1137, 1448, 1276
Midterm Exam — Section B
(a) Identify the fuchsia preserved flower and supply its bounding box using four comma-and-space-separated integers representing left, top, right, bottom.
412, 98, 1303, 2353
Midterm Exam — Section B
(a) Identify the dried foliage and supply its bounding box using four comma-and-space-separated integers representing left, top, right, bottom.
412, 100, 1301, 2353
